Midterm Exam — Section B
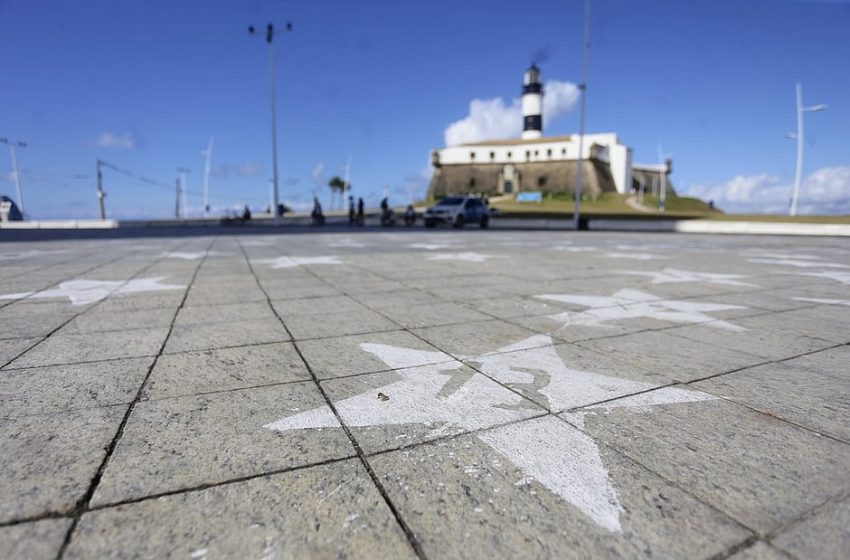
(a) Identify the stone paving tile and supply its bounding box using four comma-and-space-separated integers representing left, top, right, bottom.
352, 288, 441, 309
561, 397, 850, 533
270, 294, 369, 316
664, 317, 835, 361
7, 327, 169, 369
0, 518, 73, 560
173, 300, 276, 325
411, 319, 542, 356
379, 302, 491, 329
61, 307, 175, 334
0, 302, 79, 340
781, 345, 850, 381
1, 357, 153, 417
92, 383, 354, 505
95, 291, 185, 312
283, 308, 399, 340
694, 362, 850, 442
462, 295, 563, 319
0, 405, 125, 522
578, 330, 766, 383
163, 318, 290, 354
144, 342, 310, 399
368, 417, 749, 559
727, 542, 795, 560
297, 330, 452, 380
0, 337, 38, 365
261, 281, 342, 300
771, 496, 850, 560
69, 460, 416, 560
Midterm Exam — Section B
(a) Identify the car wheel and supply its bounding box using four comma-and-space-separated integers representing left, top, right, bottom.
453, 214, 466, 229
479, 216, 489, 229
425, 220, 436, 228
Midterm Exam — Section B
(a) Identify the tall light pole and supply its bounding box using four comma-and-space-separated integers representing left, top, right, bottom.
177, 167, 190, 219
0, 137, 27, 218
249, 22, 292, 221
572, 0, 590, 230
96, 159, 107, 220
787, 82, 827, 216
202, 137, 214, 217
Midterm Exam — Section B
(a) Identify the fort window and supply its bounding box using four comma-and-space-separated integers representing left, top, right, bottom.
547, 149, 552, 158
507, 151, 512, 159
537, 176, 547, 187
525, 150, 531, 161
470, 152, 476, 160
469, 178, 476, 189
490, 151, 495, 161
561, 148, 566, 155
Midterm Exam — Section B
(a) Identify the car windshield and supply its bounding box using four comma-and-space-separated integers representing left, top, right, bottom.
437, 197, 465, 206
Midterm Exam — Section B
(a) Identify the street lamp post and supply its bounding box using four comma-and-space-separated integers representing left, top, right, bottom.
249, 22, 292, 222
0, 137, 27, 218
787, 82, 827, 216
572, 0, 590, 231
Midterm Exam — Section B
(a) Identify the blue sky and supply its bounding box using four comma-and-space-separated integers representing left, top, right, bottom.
1, 0, 849, 218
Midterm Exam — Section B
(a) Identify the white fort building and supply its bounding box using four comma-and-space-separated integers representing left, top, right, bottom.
428, 64, 672, 198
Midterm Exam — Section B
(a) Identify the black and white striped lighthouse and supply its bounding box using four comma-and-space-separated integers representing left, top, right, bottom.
521, 63, 544, 140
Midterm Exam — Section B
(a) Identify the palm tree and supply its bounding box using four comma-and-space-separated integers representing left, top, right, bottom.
328, 176, 349, 210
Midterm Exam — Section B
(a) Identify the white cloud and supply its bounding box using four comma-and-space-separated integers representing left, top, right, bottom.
683, 166, 850, 215
444, 80, 579, 146
237, 162, 260, 177
96, 131, 138, 150
312, 162, 325, 185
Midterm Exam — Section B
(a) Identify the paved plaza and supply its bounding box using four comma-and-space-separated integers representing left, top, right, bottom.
1, 229, 848, 559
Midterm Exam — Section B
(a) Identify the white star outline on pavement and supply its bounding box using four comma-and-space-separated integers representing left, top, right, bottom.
426, 252, 501, 263
621, 268, 758, 287
602, 252, 668, 261
748, 257, 850, 269
161, 251, 228, 260
0, 277, 185, 305
792, 297, 850, 306
796, 270, 850, 285
253, 256, 343, 269
534, 289, 748, 332
0, 249, 68, 261
408, 243, 460, 251
264, 334, 717, 533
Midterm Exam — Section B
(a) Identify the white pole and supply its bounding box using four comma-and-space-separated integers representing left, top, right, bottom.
657, 143, 666, 212
269, 179, 274, 215
10, 145, 24, 218
268, 30, 280, 221
181, 170, 189, 218
790, 82, 804, 217
572, 0, 590, 230
203, 137, 214, 217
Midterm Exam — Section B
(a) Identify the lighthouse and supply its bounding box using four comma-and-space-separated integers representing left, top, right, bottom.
521, 63, 543, 140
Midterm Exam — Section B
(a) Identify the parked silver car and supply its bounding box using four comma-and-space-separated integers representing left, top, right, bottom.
424, 196, 490, 229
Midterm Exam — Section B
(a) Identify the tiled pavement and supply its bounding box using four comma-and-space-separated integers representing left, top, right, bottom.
1, 230, 848, 559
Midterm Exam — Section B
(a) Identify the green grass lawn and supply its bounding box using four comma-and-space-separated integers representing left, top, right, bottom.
418, 193, 850, 223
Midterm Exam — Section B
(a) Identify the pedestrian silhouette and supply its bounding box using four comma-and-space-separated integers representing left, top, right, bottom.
357, 197, 365, 226
348, 195, 355, 225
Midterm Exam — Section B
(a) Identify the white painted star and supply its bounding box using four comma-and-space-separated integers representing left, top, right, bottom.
796, 271, 850, 285
265, 334, 716, 532
602, 252, 668, 261
550, 245, 597, 253
748, 257, 849, 269
792, 297, 850, 306
408, 243, 459, 251
426, 252, 500, 263
622, 268, 757, 287
0, 277, 185, 305
161, 251, 227, 260
535, 289, 747, 332
327, 238, 368, 248
254, 256, 343, 269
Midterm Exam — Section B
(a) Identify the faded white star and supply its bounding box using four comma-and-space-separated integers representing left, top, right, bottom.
426, 252, 500, 263
796, 271, 850, 285
602, 252, 668, 261
265, 334, 716, 533
0, 277, 185, 305
254, 256, 343, 269
748, 257, 849, 269
622, 268, 757, 287
408, 243, 459, 251
161, 251, 227, 260
534, 289, 747, 332
792, 296, 850, 306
